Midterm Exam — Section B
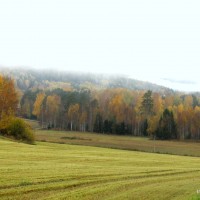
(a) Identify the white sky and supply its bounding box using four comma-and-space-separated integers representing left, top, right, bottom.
0, 0, 200, 91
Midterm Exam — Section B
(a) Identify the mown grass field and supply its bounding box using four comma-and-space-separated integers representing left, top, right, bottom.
35, 130, 200, 157
1, 137, 200, 200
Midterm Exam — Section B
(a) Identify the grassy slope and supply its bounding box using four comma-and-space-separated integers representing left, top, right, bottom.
1, 138, 200, 200
35, 130, 200, 157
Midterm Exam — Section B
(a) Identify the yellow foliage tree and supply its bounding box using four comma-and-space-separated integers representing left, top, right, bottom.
33, 93, 45, 127
68, 104, 80, 131
46, 95, 61, 128
148, 93, 164, 136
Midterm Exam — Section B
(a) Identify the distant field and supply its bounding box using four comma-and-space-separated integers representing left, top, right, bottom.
35, 130, 200, 157
1, 138, 200, 200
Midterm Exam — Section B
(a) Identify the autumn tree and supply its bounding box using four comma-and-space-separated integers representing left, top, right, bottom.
148, 93, 164, 137
32, 92, 46, 127
45, 94, 61, 128
192, 106, 200, 139
0, 75, 18, 137
0, 75, 34, 143
183, 95, 193, 109
109, 93, 124, 123
68, 104, 80, 131
0, 75, 18, 119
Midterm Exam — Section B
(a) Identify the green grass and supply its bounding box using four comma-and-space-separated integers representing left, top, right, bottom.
35, 130, 200, 157
1, 138, 200, 200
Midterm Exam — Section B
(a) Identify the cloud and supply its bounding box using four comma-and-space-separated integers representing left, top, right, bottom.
162, 78, 197, 85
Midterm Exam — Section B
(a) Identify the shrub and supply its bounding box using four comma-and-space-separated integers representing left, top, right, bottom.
7, 118, 35, 144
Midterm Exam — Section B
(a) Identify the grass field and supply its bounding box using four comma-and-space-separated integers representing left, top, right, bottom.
35, 130, 200, 157
1, 137, 200, 200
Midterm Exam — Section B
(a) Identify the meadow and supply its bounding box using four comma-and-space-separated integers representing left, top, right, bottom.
1, 137, 200, 200
35, 130, 200, 157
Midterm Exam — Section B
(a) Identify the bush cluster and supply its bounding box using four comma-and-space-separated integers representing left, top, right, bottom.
0, 116, 35, 144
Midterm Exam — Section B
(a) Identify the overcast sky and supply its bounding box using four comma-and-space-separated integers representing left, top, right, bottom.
0, 0, 200, 91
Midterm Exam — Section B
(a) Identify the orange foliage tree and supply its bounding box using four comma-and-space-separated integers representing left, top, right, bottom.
0, 75, 18, 119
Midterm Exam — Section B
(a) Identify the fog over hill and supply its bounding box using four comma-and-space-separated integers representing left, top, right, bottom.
0, 67, 174, 95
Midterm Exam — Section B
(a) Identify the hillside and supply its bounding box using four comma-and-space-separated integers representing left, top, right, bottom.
0, 67, 174, 94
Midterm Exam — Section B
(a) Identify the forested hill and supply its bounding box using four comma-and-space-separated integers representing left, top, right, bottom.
0, 67, 174, 94
1, 67, 200, 140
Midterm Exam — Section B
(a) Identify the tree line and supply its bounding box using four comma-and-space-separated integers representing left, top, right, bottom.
20, 88, 200, 140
